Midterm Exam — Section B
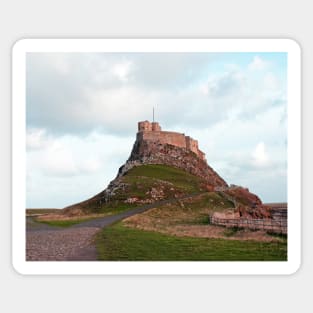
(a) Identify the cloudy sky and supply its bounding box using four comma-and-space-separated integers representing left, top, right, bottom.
26, 52, 287, 208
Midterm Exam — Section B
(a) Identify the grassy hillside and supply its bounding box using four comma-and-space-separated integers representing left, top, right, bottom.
64, 164, 205, 215
125, 164, 203, 192
121, 191, 284, 241
123, 192, 234, 232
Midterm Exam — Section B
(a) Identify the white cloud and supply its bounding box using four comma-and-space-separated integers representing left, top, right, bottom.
111, 61, 133, 82
248, 56, 268, 71
26, 128, 50, 150
207, 70, 245, 97
26, 130, 135, 207
79, 157, 102, 174
251, 142, 270, 167
263, 72, 280, 90
41, 148, 78, 177
190, 104, 287, 202
26, 53, 285, 135
26, 52, 287, 206
84, 86, 157, 133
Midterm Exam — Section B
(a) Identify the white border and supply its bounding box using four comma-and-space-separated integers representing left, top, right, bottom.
12, 39, 301, 275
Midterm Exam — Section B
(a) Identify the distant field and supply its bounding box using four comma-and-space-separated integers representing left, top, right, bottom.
96, 223, 287, 261
265, 203, 288, 208
26, 208, 61, 216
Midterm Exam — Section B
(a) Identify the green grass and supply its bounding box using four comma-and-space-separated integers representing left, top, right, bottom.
96, 223, 287, 261
35, 217, 96, 228
91, 164, 204, 213
223, 227, 245, 237
182, 192, 235, 211
125, 164, 203, 193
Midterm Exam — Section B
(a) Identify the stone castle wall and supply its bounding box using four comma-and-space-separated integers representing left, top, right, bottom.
137, 121, 205, 161
137, 131, 186, 149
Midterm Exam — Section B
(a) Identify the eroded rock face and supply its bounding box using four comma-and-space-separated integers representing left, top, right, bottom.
235, 204, 272, 219
223, 187, 262, 207
223, 186, 271, 219
118, 139, 228, 188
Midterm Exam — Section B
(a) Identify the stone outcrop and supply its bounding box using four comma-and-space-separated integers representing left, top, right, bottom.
235, 204, 272, 219
116, 121, 228, 189
217, 186, 272, 219
223, 186, 262, 207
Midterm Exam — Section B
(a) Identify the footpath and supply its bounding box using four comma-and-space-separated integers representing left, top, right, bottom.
26, 193, 204, 261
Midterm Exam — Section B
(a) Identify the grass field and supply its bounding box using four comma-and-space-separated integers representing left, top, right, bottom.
35, 217, 96, 227
96, 223, 287, 261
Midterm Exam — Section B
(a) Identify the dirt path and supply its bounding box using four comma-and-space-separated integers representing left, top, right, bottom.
26, 193, 204, 261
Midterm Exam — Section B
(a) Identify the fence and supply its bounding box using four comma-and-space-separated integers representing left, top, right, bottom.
210, 215, 287, 235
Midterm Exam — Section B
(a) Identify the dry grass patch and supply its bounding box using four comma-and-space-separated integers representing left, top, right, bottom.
36, 212, 107, 222
26, 208, 61, 216
123, 193, 284, 243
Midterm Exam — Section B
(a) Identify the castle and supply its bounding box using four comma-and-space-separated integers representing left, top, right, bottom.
136, 121, 206, 161
121, 120, 228, 188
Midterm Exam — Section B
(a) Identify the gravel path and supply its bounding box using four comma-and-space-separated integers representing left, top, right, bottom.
26, 227, 100, 261
26, 193, 204, 261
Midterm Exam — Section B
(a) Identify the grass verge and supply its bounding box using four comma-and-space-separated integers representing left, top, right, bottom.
34, 216, 100, 227
96, 223, 287, 261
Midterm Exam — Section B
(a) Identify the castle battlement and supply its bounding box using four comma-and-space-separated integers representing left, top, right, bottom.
137, 121, 206, 161
138, 120, 161, 132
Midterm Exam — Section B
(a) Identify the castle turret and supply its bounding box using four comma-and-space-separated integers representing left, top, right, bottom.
185, 136, 199, 155
138, 120, 152, 132
151, 122, 161, 131
138, 120, 161, 132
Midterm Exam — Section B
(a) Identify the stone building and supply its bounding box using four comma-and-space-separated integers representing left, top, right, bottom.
136, 120, 206, 160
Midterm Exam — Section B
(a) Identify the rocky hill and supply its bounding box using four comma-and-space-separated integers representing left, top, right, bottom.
63, 164, 207, 215
63, 121, 270, 219
120, 141, 227, 189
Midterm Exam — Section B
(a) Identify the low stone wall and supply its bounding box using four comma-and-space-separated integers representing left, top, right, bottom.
210, 214, 287, 234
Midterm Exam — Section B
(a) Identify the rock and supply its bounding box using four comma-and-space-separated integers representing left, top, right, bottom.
124, 139, 227, 188
235, 203, 272, 219
224, 186, 262, 207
